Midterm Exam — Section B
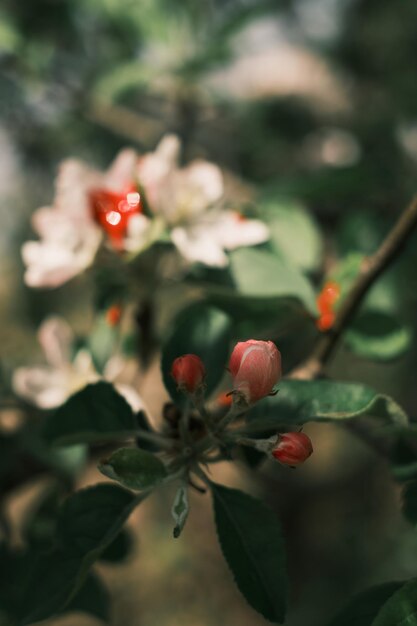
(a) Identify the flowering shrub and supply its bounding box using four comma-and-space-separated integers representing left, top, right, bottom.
3, 133, 417, 626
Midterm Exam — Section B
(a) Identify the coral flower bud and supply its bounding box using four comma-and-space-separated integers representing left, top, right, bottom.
272, 432, 313, 466
316, 281, 340, 332
106, 305, 122, 326
171, 354, 206, 394
229, 340, 281, 404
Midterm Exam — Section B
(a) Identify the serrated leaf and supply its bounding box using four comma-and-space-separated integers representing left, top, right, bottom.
57, 484, 138, 558
43, 382, 137, 446
18, 484, 142, 625
371, 578, 417, 625
161, 304, 232, 405
248, 380, 408, 427
171, 484, 189, 538
327, 581, 404, 626
211, 483, 287, 623
64, 572, 110, 623
98, 447, 167, 490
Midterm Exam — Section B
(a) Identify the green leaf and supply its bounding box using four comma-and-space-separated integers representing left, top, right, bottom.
402, 480, 417, 525
18, 484, 142, 624
345, 310, 412, 361
327, 581, 404, 626
248, 380, 408, 427
227, 248, 317, 316
262, 199, 323, 273
211, 483, 287, 623
65, 572, 110, 623
98, 447, 167, 491
161, 304, 232, 405
99, 529, 132, 564
57, 484, 138, 559
43, 382, 137, 446
171, 484, 189, 538
371, 579, 417, 625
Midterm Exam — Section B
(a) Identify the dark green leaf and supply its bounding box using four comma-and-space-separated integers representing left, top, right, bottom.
64, 572, 110, 622
99, 529, 133, 564
161, 304, 232, 405
57, 483, 137, 558
98, 447, 167, 490
19, 484, 139, 624
327, 581, 403, 626
402, 480, 417, 525
248, 380, 408, 427
211, 483, 287, 623
371, 579, 417, 625
43, 382, 137, 446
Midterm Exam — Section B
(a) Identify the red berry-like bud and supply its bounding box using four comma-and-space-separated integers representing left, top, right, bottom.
171, 354, 206, 394
272, 432, 313, 466
229, 340, 281, 404
106, 305, 122, 326
316, 281, 340, 332
90, 185, 142, 248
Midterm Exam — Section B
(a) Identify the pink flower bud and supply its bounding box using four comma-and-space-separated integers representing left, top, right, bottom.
229, 340, 281, 403
272, 432, 313, 466
171, 354, 206, 393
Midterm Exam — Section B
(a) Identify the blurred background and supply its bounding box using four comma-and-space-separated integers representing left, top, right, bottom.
2, 0, 417, 624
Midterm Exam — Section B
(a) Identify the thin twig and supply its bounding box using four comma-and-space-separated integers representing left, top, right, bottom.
290, 195, 417, 381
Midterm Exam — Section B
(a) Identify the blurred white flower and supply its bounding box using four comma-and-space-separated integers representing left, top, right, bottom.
12, 316, 143, 412
22, 149, 139, 288
133, 135, 269, 267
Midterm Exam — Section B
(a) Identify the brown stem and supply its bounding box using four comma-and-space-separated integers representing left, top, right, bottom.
290, 194, 417, 380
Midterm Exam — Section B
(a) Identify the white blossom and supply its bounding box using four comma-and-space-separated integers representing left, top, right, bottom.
13, 316, 143, 411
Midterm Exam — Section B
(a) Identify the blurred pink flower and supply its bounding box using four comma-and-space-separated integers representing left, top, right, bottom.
22, 149, 139, 288
134, 135, 269, 267
12, 316, 143, 411
23, 136, 270, 287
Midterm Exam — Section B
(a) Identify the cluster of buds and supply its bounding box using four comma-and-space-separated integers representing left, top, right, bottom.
316, 281, 341, 332
170, 339, 313, 467
171, 339, 281, 404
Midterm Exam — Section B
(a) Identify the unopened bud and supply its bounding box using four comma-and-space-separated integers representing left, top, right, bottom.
171, 354, 206, 394
229, 339, 281, 404
272, 432, 313, 467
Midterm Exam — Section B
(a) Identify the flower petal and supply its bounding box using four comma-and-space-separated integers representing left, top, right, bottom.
12, 366, 69, 409
171, 225, 228, 267
38, 317, 73, 368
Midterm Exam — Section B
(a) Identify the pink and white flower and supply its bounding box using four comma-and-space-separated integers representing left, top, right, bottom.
12, 316, 143, 411
133, 135, 269, 267
22, 135, 269, 288
22, 149, 142, 288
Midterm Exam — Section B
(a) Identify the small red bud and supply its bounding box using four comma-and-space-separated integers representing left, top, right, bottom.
90, 185, 142, 248
229, 339, 281, 404
171, 354, 206, 394
316, 281, 340, 332
106, 305, 122, 326
217, 391, 233, 407
272, 432, 313, 466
